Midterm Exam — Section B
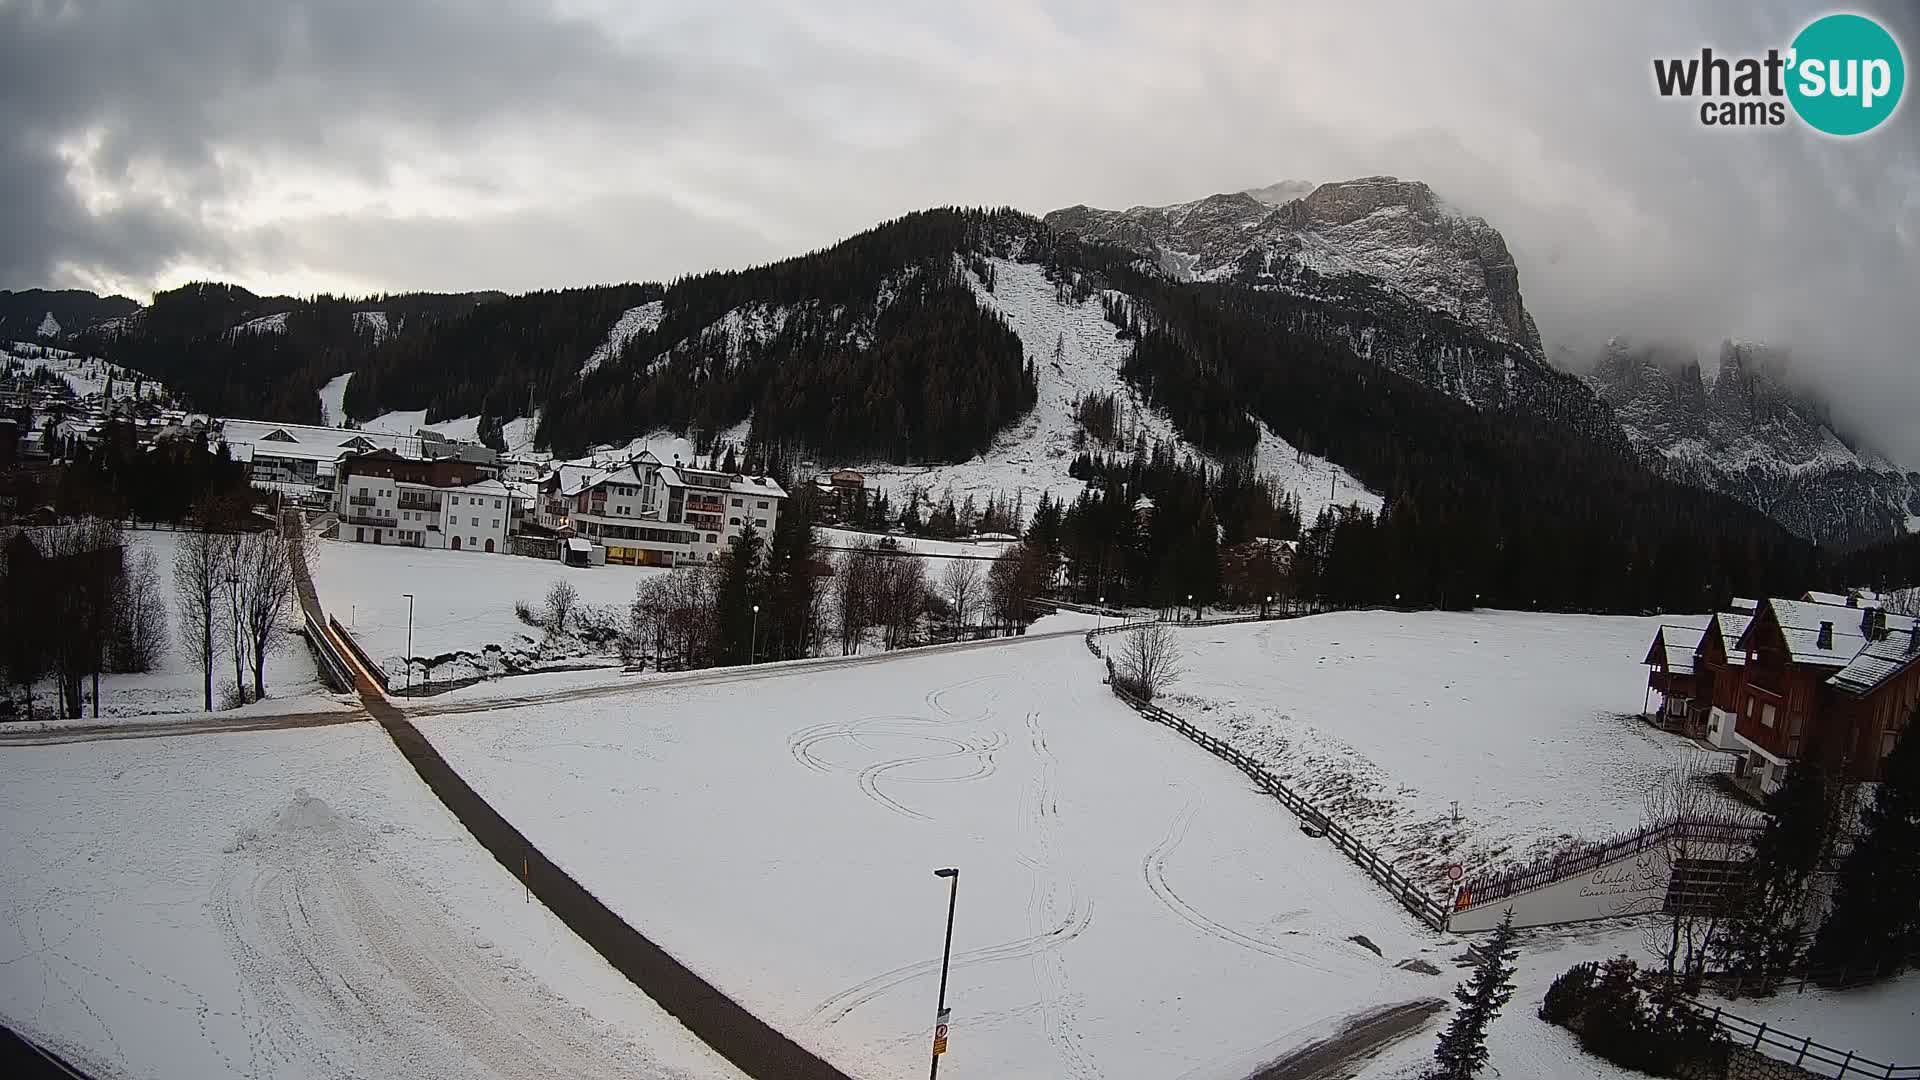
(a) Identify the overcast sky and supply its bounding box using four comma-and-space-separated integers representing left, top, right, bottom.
3, 1, 1916, 461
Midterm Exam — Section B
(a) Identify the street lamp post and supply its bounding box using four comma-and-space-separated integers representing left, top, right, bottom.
930, 867, 959, 1080
402, 593, 415, 693
1264, 593, 1272, 619
1187, 592, 1195, 622
751, 603, 760, 665
1098, 595, 1105, 633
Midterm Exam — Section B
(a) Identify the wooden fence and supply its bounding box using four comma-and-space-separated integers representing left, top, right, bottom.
1455, 816, 1764, 914
327, 615, 390, 692
1684, 1001, 1918, 1079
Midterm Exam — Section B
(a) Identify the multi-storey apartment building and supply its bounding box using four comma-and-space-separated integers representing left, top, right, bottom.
333, 448, 513, 553
536, 451, 785, 566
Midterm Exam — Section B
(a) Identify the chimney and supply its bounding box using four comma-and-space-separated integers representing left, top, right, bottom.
1816, 621, 1834, 650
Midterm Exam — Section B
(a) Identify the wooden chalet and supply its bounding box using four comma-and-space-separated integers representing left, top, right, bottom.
1642, 623, 1706, 734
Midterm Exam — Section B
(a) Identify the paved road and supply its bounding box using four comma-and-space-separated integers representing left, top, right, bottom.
292, 533, 860, 1080
1247, 999, 1447, 1080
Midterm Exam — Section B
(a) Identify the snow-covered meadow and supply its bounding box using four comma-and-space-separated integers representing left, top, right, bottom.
1163, 610, 1744, 890
0, 722, 743, 1080
306, 538, 668, 682
420, 631, 1459, 1080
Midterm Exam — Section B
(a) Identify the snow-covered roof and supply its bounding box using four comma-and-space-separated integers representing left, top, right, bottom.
1756, 598, 1918, 669
218, 418, 425, 460
245, 440, 351, 463
1709, 612, 1754, 666
1647, 624, 1704, 674
567, 537, 593, 553
446, 478, 511, 497
1729, 597, 1758, 613
1801, 589, 1884, 608
1827, 630, 1920, 696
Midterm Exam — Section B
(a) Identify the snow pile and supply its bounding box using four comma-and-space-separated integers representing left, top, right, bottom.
421, 634, 1453, 1079
352, 309, 391, 344
0, 723, 744, 1080
579, 300, 665, 378
1164, 610, 1744, 890
230, 311, 290, 336
317, 371, 353, 426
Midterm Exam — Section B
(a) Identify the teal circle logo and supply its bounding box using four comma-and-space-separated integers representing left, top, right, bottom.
1787, 13, 1905, 136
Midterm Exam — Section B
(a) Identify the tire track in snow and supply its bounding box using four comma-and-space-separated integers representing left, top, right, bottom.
1143, 802, 1352, 976
1021, 709, 1102, 1080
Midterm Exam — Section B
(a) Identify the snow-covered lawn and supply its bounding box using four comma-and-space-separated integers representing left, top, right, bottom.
11, 530, 335, 722
1163, 610, 1744, 891
0, 723, 743, 1080
420, 632, 1458, 1080
307, 539, 668, 680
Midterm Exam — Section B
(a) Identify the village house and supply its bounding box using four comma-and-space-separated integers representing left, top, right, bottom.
1643, 590, 1918, 797
332, 448, 513, 553
217, 418, 498, 506
535, 450, 786, 567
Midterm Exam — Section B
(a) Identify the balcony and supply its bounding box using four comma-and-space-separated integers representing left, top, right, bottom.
398, 498, 443, 512
348, 494, 380, 507
344, 511, 396, 527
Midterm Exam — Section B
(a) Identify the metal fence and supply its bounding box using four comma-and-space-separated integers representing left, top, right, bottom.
302, 607, 357, 694
327, 615, 390, 692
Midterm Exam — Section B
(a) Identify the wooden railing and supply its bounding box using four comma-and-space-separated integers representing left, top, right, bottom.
1683, 1000, 1918, 1079
1455, 817, 1763, 913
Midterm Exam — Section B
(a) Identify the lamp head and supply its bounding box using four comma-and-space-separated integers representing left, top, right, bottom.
934, 867, 958, 878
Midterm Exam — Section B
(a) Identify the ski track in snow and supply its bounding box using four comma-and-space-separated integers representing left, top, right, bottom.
856, 257, 1377, 525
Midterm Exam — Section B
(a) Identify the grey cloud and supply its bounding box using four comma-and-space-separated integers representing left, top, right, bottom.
1, 0, 1915, 461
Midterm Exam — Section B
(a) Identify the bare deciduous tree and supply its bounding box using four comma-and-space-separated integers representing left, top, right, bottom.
230, 531, 295, 701
544, 578, 580, 636
1117, 622, 1183, 700
112, 547, 167, 673
835, 541, 883, 655
175, 526, 228, 712
875, 555, 928, 650
1640, 756, 1756, 992
942, 558, 982, 633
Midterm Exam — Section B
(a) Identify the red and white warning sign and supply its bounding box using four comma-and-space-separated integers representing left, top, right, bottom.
931, 1007, 951, 1056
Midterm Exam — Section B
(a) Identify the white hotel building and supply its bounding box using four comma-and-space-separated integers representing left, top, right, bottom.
537, 450, 786, 566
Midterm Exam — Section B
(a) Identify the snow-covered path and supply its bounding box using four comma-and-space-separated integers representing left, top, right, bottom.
421, 633, 1456, 1080
0, 724, 744, 1080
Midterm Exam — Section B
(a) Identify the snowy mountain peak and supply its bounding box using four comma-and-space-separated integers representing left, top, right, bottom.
1587, 337, 1919, 545
1044, 175, 1543, 356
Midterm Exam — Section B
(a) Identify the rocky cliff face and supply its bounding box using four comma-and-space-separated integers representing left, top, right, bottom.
1589, 339, 1919, 545
1047, 176, 1542, 355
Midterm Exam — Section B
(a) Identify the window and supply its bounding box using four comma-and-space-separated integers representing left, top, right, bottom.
469, 537, 478, 547
358, 486, 367, 496
450, 496, 460, 505
494, 498, 502, 509
705, 534, 717, 544
731, 498, 742, 507
755, 519, 767, 529
1761, 703, 1777, 728
491, 519, 499, 528
471, 516, 480, 527
730, 517, 741, 526
757, 500, 768, 509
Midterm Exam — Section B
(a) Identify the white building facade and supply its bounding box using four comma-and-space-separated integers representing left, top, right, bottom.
544, 451, 785, 566
334, 450, 513, 553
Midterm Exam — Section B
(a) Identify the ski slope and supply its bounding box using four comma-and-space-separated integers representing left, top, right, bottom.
1165, 611, 1745, 890
317, 371, 353, 426
854, 258, 1378, 523
420, 631, 1454, 1080
3, 342, 169, 402
0, 723, 743, 1080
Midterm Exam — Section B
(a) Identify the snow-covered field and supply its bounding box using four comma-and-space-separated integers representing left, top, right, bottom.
0, 723, 743, 1080
420, 632, 1457, 1080
307, 539, 667, 681
852, 258, 1379, 524
1164, 610, 1744, 890
11, 530, 335, 721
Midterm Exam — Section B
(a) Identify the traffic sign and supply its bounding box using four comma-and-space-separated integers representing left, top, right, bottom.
1445, 863, 1465, 882
932, 1007, 951, 1056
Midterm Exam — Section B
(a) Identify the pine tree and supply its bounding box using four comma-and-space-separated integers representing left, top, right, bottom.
710, 523, 765, 665
1711, 747, 1834, 995
1807, 714, 1920, 985
1432, 910, 1519, 1080
764, 489, 819, 661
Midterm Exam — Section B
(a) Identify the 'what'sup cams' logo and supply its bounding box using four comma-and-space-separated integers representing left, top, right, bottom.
1654, 12, 1905, 135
